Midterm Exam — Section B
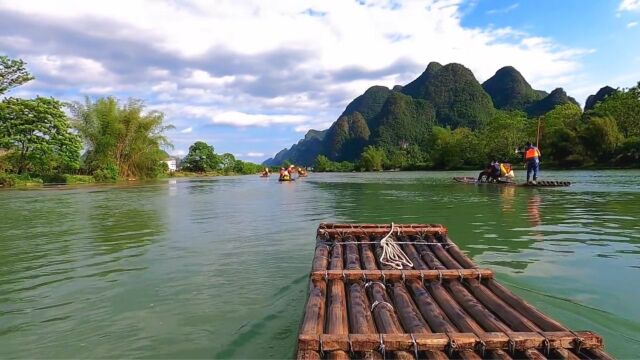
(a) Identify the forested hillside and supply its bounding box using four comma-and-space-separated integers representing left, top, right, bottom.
264, 62, 639, 170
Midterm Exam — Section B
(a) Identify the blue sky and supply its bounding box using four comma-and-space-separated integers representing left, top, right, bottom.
1, 0, 639, 162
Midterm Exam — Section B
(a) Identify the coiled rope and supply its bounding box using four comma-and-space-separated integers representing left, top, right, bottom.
379, 222, 413, 269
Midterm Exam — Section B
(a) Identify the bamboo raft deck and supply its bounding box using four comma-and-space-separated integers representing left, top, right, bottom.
453, 177, 571, 187
297, 223, 612, 360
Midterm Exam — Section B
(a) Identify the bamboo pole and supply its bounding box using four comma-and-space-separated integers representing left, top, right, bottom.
553, 348, 581, 360
487, 349, 513, 360
312, 244, 331, 271
458, 350, 483, 359
326, 243, 349, 360
360, 238, 413, 359
582, 348, 615, 360
483, 280, 567, 332
345, 237, 381, 360
523, 349, 547, 360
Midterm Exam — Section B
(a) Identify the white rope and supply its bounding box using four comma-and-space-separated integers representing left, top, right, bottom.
379, 222, 414, 270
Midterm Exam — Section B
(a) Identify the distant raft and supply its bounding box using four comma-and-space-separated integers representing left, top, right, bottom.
453, 177, 571, 187
297, 223, 611, 360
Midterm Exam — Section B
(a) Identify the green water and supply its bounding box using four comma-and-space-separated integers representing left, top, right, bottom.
1, 170, 639, 359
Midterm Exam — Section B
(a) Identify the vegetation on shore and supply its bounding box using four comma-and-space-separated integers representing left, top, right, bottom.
0, 55, 264, 188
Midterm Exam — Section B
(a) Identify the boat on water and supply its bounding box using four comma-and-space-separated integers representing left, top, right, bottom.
453, 176, 571, 187
297, 223, 611, 359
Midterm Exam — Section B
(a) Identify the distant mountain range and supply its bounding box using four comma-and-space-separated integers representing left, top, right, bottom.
264, 62, 611, 166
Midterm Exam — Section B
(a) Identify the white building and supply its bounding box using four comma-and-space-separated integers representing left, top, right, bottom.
164, 158, 177, 172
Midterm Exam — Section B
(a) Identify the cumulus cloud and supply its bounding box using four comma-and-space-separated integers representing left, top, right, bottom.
212, 111, 309, 127
0, 0, 597, 160
619, 0, 640, 12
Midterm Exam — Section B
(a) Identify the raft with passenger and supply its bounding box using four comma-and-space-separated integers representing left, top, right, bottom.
297, 223, 612, 359
453, 176, 571, 187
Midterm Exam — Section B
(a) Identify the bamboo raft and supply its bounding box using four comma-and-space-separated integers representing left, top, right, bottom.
453, 177, 571, 187
297, 223, 612, 360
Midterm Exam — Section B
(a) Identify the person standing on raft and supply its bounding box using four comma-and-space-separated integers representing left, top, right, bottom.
523, 142, 541, 185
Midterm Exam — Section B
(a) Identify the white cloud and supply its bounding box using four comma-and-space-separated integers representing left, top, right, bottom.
151, 81, 178, 93
212, 111, 309, 127
619, 0, 640, 12
246, 152, 265, 157
486, 3, 519, 15
0, 0, 601, 156
627, 21, 638, 28
180, 126, 193, 134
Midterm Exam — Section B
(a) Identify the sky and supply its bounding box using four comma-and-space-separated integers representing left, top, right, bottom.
1, 0, 639, 162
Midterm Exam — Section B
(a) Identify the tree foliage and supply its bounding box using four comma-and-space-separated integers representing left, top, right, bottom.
360, 146, 386, 171
591, 83, 640, 138
0, 55, 34, 95
0, 97, 82, 174
69, 97, 173, 179
182, 141, 218, 172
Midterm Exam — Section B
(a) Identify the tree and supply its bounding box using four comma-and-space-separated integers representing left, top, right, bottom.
479, 110, 527, 163
69, 97, 173, 179
579, 116, 623, 163
592, 83, 640, 138
0, 97, 81, 174
182, 141, 218, 172
314, 155, 333, 172
219, 153, 236, 174
360, 146, 386, 171
0, 56, 34, 95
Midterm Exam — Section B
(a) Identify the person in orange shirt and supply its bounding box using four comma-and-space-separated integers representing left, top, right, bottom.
523, 142, 541, 185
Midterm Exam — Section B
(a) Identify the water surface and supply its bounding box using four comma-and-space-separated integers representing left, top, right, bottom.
1, 170, 639, 358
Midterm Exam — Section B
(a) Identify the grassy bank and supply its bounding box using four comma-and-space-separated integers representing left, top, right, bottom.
0, 173, 96, 188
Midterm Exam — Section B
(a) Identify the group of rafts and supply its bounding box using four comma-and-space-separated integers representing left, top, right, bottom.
260, 164, 308, 181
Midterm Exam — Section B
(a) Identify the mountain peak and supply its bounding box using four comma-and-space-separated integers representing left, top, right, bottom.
482, 66, 540, 109
585, 86, 617, 111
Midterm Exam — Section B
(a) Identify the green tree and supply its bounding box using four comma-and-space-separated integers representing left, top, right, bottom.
579, 116, 623, 163
0, 56, 34, 95
360, 146, 386, 171
69, 97, 173, 179
592, 83, 640, 138
0, 97, 81, 174
219, 153, 236, 174
182, 141, 218, 172
314, 155, 334, 172
480, 110, 527, 163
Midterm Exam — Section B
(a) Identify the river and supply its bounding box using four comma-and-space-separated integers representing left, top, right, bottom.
1, 170, 639, 358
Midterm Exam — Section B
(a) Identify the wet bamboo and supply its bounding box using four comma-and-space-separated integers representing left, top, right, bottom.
312, 244, 330, 272
368, 237, 414, 359
523, 349, 547, 360
582, 348, 615, 360
426, 235, 543, 333
414, 242, 445, 269
487, 349, 513, 360
402, 242, 457, 333
458, 350, 483, 360
552, 348, 581, 360
326, 243, 349, 360
345, 237, 381, 360
483, 280, 567, 332
439, 234, 567, 332
297, 349, 322, 360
